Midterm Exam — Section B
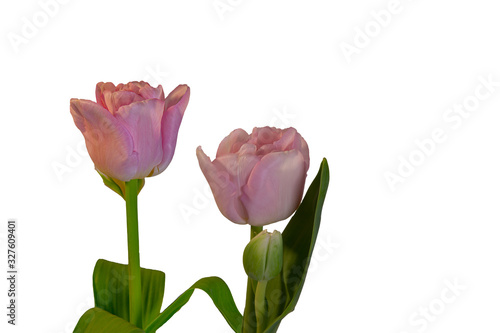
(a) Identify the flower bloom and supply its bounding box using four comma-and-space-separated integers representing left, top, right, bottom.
197, 127, 309, 226
70, 81, 190, 182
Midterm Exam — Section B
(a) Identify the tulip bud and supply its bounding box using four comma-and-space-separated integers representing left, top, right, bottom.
243, 230, 283, 281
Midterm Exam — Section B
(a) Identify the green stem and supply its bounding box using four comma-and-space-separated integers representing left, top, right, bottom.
241, 226, 264, 333
125, 179, 142, 328
251, 226, 263, 239
254, 280, 268, 333
242, 278, 256, 333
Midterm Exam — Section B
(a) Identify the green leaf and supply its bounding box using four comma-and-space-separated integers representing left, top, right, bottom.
242, 158, 330, 333
93, 259, 165, 329
145, 276, 242, 333
74, 307, 145, 333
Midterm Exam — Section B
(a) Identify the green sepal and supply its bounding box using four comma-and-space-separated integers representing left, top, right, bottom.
92, 259, 165, 330
97, 171, 145, 199
73, 307, 145, 333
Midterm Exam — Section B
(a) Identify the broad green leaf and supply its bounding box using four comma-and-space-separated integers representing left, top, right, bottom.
145, 276, 242, 333
93, 259, 165, 329
74, 307, 145, 333
242, 158, 330, 333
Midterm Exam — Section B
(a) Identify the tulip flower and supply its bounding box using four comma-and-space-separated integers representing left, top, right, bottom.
70, 81, 190, 327
70, 81, 190, 183
196, 126, 309, 226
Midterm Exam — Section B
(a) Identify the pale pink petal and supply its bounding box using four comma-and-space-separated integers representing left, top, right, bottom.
150, 104, 182, 176
255, 143, 275, 156
111, 91, 143, 111
95, 82, 116, 110
70, 99, 138, 181
121, 82, 141, 94
216, 129, 250, 157
104, 91, 117, 113
136, 81, 165, 100
214, 149, 260, 197
238, 143, 258, 155
196, 147, 247, 224
241, 150, 307, 226
114, 99, 165, 179
273, 127, 297, 151
154, 85, 190, 174
273, 127, 310, 169
249, 127, 282, 148
164, 85, 189, 112
297, 134, 310, 170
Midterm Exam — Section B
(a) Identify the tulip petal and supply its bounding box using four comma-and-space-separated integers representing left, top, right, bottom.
216, 129, 250, 157
274, 128, 310, 170
136, 82, 165, 100
241, 150, 307, 226
164, 84, 190, 113
214, 150, 260, 197
70, 99, 139, 181
119, 82, 140, 94
272, 127, 297, 150
114, 99, 165, 179
95, 82, 117, 110
298, 137, 310, 170
196, 147, 247, 224
250, 127, 282, 147
111, 91, 143, 112
153, 85, 190, 174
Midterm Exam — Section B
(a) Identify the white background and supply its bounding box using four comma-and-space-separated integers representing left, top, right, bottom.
1, 0, 500, 332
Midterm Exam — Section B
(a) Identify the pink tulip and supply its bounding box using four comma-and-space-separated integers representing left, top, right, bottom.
197, 127, 309, 226
70, 81, 190, 182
